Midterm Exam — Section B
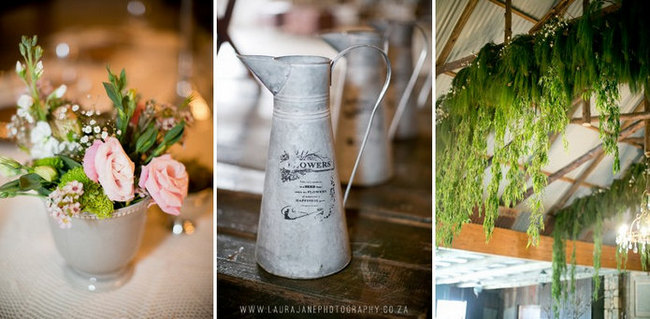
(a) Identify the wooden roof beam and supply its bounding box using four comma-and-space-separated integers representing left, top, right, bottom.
570, 111, 650, 124
438, 3, 620, 77
519, 119, 645, 202
529, 0, 576, 34
435, 0, 479, 67
485, 0, 540, 24
436, 54, 475, 76
547, 151, 606, 217
449, 223, 644, 271
547, 92, 639, 220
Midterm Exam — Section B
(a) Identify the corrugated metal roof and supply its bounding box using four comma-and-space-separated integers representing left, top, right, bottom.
435, 0, 469, 59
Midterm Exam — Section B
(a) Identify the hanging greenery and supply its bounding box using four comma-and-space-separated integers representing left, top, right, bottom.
551, 162, 647, 316
437, 0, 650, 244
437, 1, 650, 317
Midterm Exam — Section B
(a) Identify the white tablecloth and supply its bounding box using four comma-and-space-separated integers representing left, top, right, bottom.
0, 147, 213, 318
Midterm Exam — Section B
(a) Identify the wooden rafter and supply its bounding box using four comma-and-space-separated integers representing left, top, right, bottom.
548, 151, 606, 217
486, 157, 603, 190
436, 54, 476, 76
570, 111, 650, 124
485, 0, 540, 24
578, 125, 643, 149
529, 0, 577, 34
450, 223, 644, 271
519, 119, 646, 202
438, 2, 619, 77
546, 94, 648, 232
435, 0, 479, 67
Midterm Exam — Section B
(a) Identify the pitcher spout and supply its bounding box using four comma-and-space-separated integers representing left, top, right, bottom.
237, 55, 291, 95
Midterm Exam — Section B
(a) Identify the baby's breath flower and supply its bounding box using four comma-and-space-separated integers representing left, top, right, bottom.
17, 94, 33, 109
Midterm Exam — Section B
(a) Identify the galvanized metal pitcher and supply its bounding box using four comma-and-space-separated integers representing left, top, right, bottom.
321, 30, 395, 186
373, 20, 430, 140
238, 46, 390, 279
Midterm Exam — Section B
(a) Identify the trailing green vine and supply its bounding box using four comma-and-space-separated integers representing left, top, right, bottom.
437, 1, 650, 317
551, 162, 648, 316
437, 0, 650, 245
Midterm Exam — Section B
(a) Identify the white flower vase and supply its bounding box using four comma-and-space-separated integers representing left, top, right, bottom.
46, 198, 150, 292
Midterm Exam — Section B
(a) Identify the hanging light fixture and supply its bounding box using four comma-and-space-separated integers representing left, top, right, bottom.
617, 105, 650, 254
617, 130, 650, 255
616, 194, 650, 254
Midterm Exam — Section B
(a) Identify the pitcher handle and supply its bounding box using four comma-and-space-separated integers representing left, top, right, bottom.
330, 44, 392, 206
387, 22, 430, 140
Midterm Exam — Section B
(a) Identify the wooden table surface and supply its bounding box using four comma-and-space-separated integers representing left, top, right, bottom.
217, 129, 432, 318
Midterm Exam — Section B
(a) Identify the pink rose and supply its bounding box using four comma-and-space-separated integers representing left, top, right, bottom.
82, 140, 102, 182
139, 155, 188, 215
83, 137, 135, 202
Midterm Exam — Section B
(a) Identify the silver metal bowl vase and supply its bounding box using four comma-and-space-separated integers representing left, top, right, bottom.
46, 198, 150, 292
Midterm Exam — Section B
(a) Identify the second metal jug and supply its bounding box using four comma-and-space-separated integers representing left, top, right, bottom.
321, 30, 395, 186
238, 46, 390, 279
373, 20, 430, 140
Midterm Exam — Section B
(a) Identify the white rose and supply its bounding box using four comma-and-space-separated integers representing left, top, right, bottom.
17, 94, 33, 109
53, 85, 67, 98
30, 121, 52, 144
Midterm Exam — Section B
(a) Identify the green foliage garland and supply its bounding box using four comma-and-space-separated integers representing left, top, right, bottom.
437, 0, 650, 244
437, 2, 650, 317
551, 162, 648, 316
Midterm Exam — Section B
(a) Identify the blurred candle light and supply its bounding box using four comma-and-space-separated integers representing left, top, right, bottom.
127, 1, 146, 16
188, 90, 211, 121
55, 43, 70, 58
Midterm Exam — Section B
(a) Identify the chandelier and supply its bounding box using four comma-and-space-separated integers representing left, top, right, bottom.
616, 188, 650, 254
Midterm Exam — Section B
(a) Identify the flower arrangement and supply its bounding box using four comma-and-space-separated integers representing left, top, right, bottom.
0, 35, 193, 228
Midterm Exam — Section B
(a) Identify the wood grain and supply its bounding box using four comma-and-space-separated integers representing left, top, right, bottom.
450, 223, 644, 271
435, 0, 479, 66
217, 234, 431, 318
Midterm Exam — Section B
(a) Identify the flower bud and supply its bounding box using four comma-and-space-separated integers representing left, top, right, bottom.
16, 61, 24, 73
0, 156, 24, 177
53, 85, 67, 99
34, 165, 58, 182
35, 61, 44, 78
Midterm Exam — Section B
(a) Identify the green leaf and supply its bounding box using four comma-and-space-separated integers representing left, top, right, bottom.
59, 155, 82, 169
135, 124, 158, 154
119, 68, 127, 91
106, 65, 117, 84
0, 179, 20, 193
103, 82, 123, 111
163, 122, 185, 145
18, 173, 45, 191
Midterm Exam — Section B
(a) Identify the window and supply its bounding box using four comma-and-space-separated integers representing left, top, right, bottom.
436, 300, 467, 319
